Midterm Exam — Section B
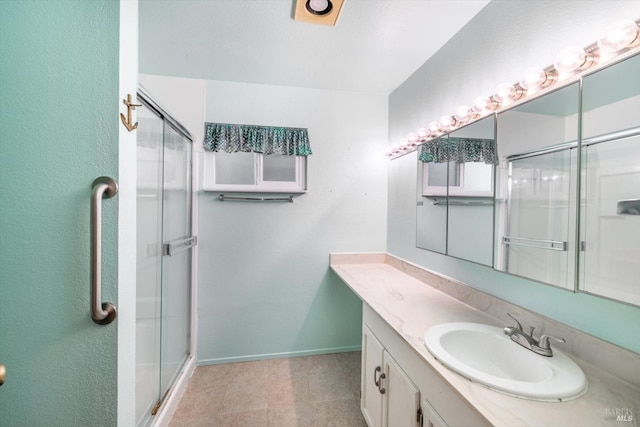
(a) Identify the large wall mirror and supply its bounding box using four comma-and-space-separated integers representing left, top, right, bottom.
494, 83, 579, 290
413, 51, 640, 307
416, 116, 495, 266
579, 52, 640, 306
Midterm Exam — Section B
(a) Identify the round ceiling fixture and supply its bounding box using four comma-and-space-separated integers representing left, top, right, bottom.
306, 0, 333, 16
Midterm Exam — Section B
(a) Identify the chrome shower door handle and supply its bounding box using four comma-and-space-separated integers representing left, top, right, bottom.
90, 177, 118, 325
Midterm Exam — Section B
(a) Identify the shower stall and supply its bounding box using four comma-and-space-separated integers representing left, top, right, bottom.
135, 88, 195, 426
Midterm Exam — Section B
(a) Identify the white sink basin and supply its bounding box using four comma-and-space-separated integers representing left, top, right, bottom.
424, 322, 588, 401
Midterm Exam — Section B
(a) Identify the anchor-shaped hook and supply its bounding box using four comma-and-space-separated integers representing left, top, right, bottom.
120, 94, 142, 132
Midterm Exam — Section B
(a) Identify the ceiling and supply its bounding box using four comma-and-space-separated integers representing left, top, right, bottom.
139, 0, 491, 94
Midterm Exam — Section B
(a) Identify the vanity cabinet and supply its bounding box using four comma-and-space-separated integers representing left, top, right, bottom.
361, 303, 490, 427
361, 325, 421, 427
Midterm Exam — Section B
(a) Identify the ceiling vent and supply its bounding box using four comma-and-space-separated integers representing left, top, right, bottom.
294, 0, 344, 26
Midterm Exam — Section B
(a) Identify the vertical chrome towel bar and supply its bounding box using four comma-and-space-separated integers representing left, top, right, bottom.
91, 177, 118, 325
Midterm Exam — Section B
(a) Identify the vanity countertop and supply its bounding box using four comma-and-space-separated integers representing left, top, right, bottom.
330, 253, 640, 427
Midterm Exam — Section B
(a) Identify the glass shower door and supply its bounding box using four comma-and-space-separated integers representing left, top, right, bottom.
136, 105, 164, 426
136, 92, 194, 427
159, 122, 192, 397
501, 149, 574, 288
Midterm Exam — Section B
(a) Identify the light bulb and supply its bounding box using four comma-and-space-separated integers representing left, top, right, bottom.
306, 0, 332, 15
454, 105, 471, 123
416, 128, 429, 140
598, 20, 640, 52
406, 133, 418, 146
472, 96, 489, 114
427, 121, 440, 135
438, 116, 455, 131
553, 46, 596, 73
494, 82, 525, 103
494, 83, 515, 102
474, 95, 500, 112
519, 67, 555, 90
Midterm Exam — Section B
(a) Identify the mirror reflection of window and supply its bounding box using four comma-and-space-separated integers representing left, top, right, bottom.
416, 135, 449, 254
427, 161, 457, 188
416, 116, 496, 266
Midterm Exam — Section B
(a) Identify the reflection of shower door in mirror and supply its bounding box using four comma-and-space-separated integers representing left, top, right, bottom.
136, 94, 193, 426
581, 134, 640, 306
502, 149, 574, 288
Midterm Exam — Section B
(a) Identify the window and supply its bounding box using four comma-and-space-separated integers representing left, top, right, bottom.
203, 151, 307, 192
202, 122, 311, 192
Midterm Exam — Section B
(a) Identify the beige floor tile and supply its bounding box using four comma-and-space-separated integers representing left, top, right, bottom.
267, 375, 313, 406
191, 363, 236, 388
268, 356, 313, 379
229, 359, 269, 383
304, 353, 343, 376
170, 383, 226, 420
316, 399, 367, 427
308, 369, 356, 402
221, 379, 268, 414
267, 401, 321, 427
171, 409, 268, 427
268, 353, 342, 379
336, 351, 362, 372
216, 409, 269, 427
170, 352, 365, 426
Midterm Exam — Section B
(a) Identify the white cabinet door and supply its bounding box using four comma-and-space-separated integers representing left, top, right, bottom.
362, 325, 385, 427
422, 400, 449, 427
384, 350, 421, 427
362, 325, 421, 427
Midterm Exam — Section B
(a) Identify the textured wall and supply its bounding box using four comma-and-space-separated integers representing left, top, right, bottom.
388, 0, 640, 353
0, 0, 120, 424
197, 80, 388, 363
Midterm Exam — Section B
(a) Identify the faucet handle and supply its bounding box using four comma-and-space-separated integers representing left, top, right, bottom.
538, 334, 566, 350
506, 313, 523, 330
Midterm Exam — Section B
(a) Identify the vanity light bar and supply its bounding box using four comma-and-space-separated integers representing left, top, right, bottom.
386, 18, 640, 158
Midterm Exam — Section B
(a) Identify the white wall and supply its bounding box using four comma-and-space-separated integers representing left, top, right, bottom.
388, 0, 640, 353
138, 75, 388, 362
139, 74, 207, 143
198, 80, 388, 363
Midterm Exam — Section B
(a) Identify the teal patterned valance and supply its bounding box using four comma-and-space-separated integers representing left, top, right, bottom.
419, 137, 496, 164
204, 123, 312, 156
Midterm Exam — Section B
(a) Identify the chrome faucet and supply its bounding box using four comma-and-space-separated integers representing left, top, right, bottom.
503, 313, 566, 357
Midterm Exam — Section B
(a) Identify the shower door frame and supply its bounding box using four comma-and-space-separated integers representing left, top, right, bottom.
499, 143, 578, 289
136, 86, 196, 426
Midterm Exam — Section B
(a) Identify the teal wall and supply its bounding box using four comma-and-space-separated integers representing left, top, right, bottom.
0, 1, 120, 424
387, 1, 640, 355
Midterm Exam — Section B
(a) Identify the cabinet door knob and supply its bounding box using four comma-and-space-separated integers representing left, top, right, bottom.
374, 366, 382, 387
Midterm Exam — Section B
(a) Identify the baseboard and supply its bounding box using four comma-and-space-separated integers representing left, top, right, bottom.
197, 345, 362, 366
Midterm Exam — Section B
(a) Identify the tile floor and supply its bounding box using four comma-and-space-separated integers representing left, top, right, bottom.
169, 351, 366, 427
